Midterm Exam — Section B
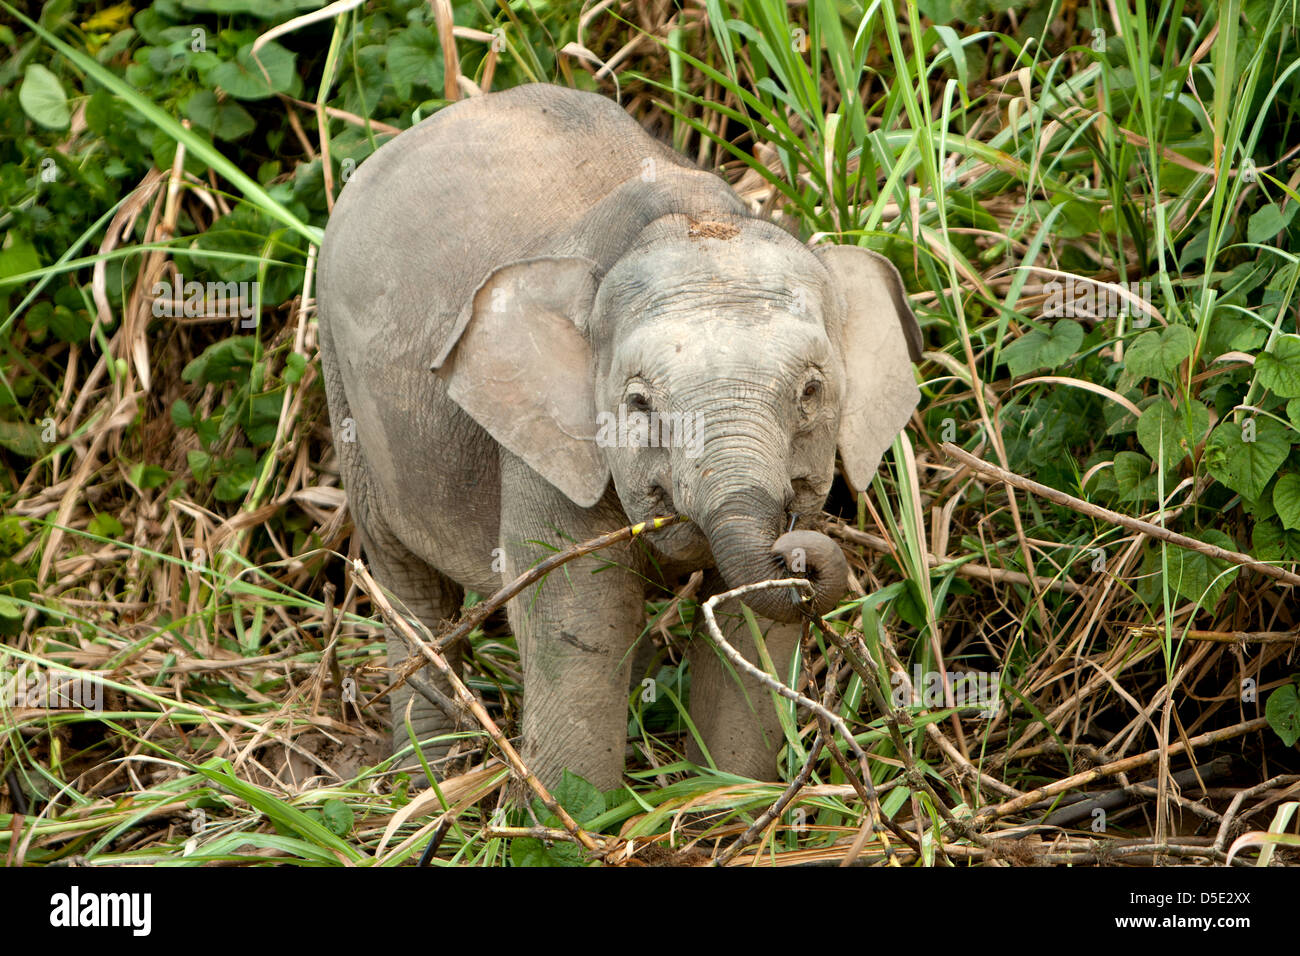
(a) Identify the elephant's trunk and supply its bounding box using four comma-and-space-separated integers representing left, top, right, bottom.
692, 490, 848, 623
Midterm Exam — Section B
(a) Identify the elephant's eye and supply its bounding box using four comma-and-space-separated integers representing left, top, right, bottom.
798, 377, 825, 419
625, 389, 652, 414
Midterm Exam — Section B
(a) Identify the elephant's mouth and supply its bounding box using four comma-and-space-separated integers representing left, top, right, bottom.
693, 497, 850, 623
648, 483, 671, 511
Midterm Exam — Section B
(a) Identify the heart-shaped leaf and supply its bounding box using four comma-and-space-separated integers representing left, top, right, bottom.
1256, 334, 1300, 398
1002, 320, 1084, 377
1265, 683, 1300, 747
19, 63, 70, 129
210, 42, 296, 100
1124, 324, 1196, 384
387, 27, 444, 102
1247, 202, 1296, 244
1136, 397, 1209, 471
1205, 417, 1290, 501
1114, 451, 1157, 502
1273, 473, 1300, 530
1166, 529, 1239, 611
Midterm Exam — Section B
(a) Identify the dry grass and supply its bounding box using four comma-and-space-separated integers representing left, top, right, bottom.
3, 0, 1298, 866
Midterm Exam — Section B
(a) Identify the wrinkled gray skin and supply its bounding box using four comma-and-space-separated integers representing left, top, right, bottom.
317, 84, 921, 792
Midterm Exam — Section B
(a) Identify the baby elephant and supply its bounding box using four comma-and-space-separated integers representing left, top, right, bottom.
316, 83, 921, 792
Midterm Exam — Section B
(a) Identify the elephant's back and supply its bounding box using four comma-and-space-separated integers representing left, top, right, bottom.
319, 85, 684, 348
314, 85, 684, 582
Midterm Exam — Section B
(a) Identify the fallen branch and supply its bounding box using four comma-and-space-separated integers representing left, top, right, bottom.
1037, 755, 1232, 828
1128, 625, 1300, 645
975, 717, 1270, 823
941, 442, 1300, 588
373, 514, 688, 719
829, 521, 1083, 594
449, 513, 687, 648
1213, 774, 1300, 853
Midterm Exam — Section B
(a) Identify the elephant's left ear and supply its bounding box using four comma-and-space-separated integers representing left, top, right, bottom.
431, 256, 610, 508
814, 244, 922, 492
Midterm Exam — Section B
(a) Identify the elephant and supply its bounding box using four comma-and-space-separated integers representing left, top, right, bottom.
316, 83, 922, 793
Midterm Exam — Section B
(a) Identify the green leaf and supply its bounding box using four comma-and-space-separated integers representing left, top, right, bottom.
0, 238, 41, 282
283, 352, 306, 384
1135, 398, 1209, 471
511, 770, 605, 867
19, 63, 70, 129
87, 513, 125, 539
387, 27, 444, 101
184, 90, 256, 141
1288, 399, 1300, 429
209, 41, 296, 100
0, 421, 44, 458
546, 770, 606, 826
187, 450, 213, 483
213, 458, 258, 501
1256, 334, 1300, 398
1002, 320, 1084, 377
1113, 451, 1157, 502
510, 833, 584, 867
182, 336, 257, 385
1204, 417, 1291, 501
320, 799, 354, 836
1265, 683, 1300, 747
1124, 325, 1196, 384
171, 399, 195, 429
245, 390, 285, 446
1247, 202, 1296, 244
1273, 474, 1300, 530
180, 0, 322, 16
0, 596, 22, 635
1252, 519, 1300, 562
1166, 529, 1239, 611
129, 463, 171, 491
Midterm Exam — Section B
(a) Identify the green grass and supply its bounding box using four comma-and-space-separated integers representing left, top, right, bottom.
1, 0, 1298, 866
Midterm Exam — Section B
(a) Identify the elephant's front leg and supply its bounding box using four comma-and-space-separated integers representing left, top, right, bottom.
687, 573, 804, 781
500, 459, 646, 793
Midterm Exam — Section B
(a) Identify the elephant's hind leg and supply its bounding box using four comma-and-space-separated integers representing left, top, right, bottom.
356, 521, 465, 785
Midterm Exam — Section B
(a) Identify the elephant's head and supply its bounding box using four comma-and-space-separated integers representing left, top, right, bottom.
432, 214, 921, 622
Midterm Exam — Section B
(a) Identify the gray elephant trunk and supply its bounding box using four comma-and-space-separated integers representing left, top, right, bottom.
694, 491, 848, 623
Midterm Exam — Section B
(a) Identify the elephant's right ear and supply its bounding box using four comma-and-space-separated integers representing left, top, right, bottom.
815, 245, 923, 492
431, 256, 610, 508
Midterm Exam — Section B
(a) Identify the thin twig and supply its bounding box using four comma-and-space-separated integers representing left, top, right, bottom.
1213, 774, 1300, 853
387, 515, 689, 693
814, 616, 997, 849
942, 442, 1300, 587
700, 579, 897, 865
829, 522, 1083, 594
975, 717, 1271, 822
350, 560, 605, 857
1128, 625, 1300, 644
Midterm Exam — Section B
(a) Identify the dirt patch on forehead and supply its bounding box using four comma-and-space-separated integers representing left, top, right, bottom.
686, 218, 740, 240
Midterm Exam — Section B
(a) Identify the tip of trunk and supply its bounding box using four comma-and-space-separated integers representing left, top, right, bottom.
770, 530, 848, 618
